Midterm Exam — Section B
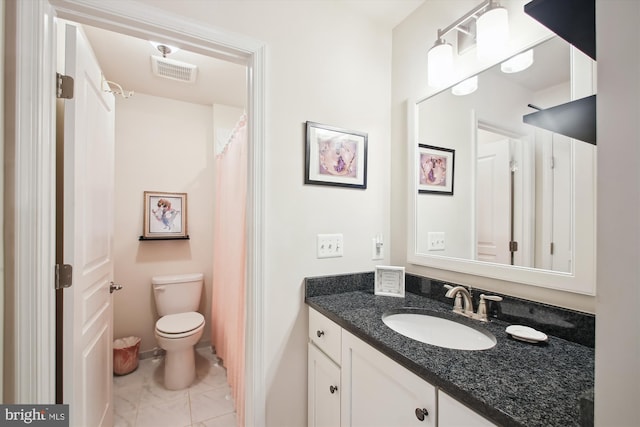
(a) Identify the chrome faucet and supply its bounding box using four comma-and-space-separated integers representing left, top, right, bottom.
444, 285, 503, 322
444, 286, 474, 316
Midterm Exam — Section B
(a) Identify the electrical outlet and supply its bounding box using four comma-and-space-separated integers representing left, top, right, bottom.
317, 234, 344, 258
427, 232, 445, 251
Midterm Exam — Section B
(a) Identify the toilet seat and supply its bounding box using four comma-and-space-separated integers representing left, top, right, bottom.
155, 312, 205, 339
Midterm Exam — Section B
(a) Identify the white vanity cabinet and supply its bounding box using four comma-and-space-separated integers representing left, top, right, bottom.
308, 308, 496, 427
308, 308, 342, 427
439, 391, 497, 427
341, 330, 436, 427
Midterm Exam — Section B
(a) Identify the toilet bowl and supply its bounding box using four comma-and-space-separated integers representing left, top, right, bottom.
152, 273, 205, 390
154, 312, 205, 390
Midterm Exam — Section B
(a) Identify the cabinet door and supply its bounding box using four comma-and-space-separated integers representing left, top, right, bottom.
341, 330, 436, 427
438, 391, 497, 427
308, 343, 341, 427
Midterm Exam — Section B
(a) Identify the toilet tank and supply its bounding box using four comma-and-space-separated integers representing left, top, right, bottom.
152, 273, 204, 316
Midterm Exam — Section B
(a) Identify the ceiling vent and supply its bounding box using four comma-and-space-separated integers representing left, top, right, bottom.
151, 56, 198, 83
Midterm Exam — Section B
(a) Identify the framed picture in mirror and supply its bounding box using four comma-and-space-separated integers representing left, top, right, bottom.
418, 144, 455, 195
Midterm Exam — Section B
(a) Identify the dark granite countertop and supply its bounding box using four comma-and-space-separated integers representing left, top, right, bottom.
305, 287, 594, 427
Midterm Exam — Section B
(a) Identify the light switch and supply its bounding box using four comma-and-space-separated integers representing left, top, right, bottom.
317, 234, 344, 258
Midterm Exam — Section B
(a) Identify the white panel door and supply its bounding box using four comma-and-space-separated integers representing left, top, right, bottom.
476, 140, 511, 264
550, 135, 572, 272
62, 23, 116, 427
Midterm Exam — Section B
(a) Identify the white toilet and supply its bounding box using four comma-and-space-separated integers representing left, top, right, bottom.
152, 273, 205, 390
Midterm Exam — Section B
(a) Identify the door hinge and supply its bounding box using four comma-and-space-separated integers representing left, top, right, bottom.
56, 73, 74, 99
55, 264, 73, 290
509, 241, 518, 252
550, 242, 555, 255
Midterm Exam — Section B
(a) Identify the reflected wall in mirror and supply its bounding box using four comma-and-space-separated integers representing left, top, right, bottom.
409, 36, 596, 295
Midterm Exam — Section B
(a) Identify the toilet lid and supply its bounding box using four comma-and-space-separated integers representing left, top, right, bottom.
156, 312, 204, 334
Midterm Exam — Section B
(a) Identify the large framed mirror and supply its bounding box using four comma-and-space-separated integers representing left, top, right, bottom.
407, 35, 596, 295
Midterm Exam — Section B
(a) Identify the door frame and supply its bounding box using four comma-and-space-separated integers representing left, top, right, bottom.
10, 0, 266, 424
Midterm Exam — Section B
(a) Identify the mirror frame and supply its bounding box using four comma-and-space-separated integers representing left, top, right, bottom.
407, 39, 596, 295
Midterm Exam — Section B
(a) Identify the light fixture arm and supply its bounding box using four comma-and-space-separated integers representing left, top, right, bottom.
436, 0, 493, 41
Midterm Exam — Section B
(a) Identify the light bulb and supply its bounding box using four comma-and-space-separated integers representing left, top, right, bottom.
451, 76, 478, 96
476, 5, 509, 61
501, 49, 534, 73
427, 40, 453, 88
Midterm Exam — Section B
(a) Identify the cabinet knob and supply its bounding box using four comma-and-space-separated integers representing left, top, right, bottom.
329, 385, 338, 394
415, 407, 429, 421
316, 330, 325, 338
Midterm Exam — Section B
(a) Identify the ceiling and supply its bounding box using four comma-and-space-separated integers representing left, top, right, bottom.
82, 25, 248, 107
81, 0, 426, 107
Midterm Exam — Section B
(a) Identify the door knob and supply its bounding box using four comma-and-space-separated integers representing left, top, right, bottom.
109, 282, 123, 293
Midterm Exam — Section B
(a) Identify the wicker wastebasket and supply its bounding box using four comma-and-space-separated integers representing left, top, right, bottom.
113, 336, 141, 375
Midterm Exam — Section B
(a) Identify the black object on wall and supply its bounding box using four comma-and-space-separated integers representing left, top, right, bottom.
524, 0, 595, 60
523, 0, 596, 145
523, 95, 596, 146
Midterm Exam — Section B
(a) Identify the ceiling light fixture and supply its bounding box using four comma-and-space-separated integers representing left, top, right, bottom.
149, 41, 181, 57
427, 0, 509, 88
501, 49, 534, 73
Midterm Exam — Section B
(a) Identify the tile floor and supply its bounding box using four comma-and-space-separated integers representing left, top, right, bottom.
113, 347, 237, 427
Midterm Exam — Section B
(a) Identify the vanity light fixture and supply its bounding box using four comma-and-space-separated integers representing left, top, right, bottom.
476, 1, 509, 61
501, 49, 534, 73
427, 38, 454, 88
426, 0, 509, 88
451, 76, 478, 96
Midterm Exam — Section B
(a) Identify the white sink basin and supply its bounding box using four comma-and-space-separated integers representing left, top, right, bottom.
382, 311, 497, 350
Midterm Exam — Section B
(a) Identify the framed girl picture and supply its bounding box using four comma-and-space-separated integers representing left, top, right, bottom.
418, 144, 455, 195
305, 121, 368, 189
142, 191, 188, 239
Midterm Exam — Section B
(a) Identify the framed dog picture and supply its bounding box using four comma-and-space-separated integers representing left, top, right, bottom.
142, 191, 188, 239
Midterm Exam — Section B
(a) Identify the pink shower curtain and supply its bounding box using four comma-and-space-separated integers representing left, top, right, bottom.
212, 114, 247, 426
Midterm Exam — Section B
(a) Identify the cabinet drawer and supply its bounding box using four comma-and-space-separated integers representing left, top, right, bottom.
309, 308, 341, 364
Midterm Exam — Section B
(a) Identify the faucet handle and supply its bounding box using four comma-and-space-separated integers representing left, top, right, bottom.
476, 294, 503, 322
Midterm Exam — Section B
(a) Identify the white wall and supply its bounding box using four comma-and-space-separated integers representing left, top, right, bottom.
113, 93, 218, 352
392, 0, 596, 312
595, 1, 640, 424
134, 2, 393, 425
